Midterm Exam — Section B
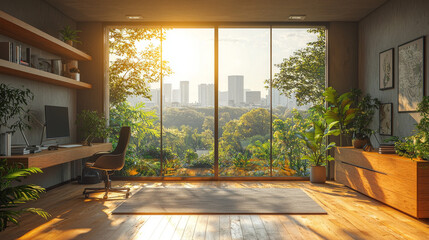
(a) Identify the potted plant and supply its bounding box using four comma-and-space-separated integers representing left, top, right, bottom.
0, 84, 33, 156
76, 110, 109, 146
323, 87, 357, 146
59, 26, 81, 46
69, 67, 80, 81
297, 120, 340, 183
0, 159, 50, 231
349, 89, 380, 148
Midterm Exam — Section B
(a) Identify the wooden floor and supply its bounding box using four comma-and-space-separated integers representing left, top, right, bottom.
2, 181, 429, 240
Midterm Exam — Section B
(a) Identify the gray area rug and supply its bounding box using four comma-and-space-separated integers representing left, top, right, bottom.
112, 188, 326, 215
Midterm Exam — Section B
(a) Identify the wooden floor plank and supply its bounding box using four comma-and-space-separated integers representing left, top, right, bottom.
1, 181, 429, 240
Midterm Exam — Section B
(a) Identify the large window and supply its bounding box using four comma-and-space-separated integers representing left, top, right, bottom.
108, 26, 326, 178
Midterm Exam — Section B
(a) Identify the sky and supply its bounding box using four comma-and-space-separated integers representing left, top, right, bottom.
139, 27, 319, 103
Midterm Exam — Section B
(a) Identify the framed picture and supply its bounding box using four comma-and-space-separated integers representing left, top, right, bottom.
398, 36, 425, 112
379, 48, 394, 90
379, 103, 393, 136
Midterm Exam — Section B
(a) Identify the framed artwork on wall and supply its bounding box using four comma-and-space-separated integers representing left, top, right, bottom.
398, 36, 425, 112
379, 48, 394, 90
379, 103, 393, 136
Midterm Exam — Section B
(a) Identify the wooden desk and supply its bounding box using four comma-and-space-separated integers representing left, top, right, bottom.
3, 143, 112, 169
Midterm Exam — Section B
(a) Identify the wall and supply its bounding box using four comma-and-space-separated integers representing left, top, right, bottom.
359, 0, 429, 146
0, 0, 81, 188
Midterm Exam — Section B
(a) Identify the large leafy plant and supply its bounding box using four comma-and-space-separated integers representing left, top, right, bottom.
323, 87, 357, 146
76, 110, 109, 145
297, 120, 340, 166
0, 159, 50, 231
0, 83, 33, 132
59, 26, 81, 44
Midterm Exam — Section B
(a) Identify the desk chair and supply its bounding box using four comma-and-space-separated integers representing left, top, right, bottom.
83, 126, 131, 199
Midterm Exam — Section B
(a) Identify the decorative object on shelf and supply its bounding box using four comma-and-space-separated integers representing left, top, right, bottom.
379, 103, 393, 136
0, 84, 33, 156
76, 110, 109, 146
398, 37, 425, 112
379, 48, 394, 90
59, 26, 81, 46
51, 59, 62, 75
0, 159, 50, 231
69, 67, 80, 81
297, 119, 340, 183
350, 89, 380, 148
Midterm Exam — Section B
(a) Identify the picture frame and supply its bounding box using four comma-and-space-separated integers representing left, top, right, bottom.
379, 48, 394, 90
379, 103, 393, 136
398, 36, 425, 112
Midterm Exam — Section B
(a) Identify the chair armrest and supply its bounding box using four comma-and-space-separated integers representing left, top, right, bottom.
92, 153, 125, 171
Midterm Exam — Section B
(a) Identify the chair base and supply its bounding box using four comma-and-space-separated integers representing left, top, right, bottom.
83, 187, 130, 199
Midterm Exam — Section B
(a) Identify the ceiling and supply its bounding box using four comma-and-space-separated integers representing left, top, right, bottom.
45, 0, 388, 23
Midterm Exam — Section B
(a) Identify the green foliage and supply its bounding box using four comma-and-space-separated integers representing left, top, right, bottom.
0, 159, 50, 231
238, 108, 272, 138
0, 84, 33, 132
323, 87, 357, 146
349, 89, 380, 139
76, 110, 109, 145
395, 96, 429, 160
59, 26, 81, 44
271, 28, 326, 106
297, 120, 340, 166
163, 108, 205, 131
109, 28, 171, 105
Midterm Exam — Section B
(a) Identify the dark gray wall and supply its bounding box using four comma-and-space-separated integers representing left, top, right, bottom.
0, 0, 81, 188
359, 0, 429, 146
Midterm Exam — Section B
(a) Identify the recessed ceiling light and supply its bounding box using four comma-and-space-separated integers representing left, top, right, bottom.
126, 15, 143, 20
288, 15, 306, 20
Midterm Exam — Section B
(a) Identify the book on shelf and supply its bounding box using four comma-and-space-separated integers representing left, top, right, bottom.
0, 42, 12, 61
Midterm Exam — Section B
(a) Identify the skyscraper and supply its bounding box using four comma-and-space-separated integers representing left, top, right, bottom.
228, 75, 244, 106
180, 81, 189, 105
198, 83, 214, 106
172, 89, 180, 104
163, 83, 172, 104
246, 91, 261, 105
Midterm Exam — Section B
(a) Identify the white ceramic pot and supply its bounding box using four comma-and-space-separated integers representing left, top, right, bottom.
70, 73, 80, 81
310, 166, 326, 183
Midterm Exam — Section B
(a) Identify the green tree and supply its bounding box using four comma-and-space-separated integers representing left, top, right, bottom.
109, 28, 171, 105
270, 28, 326, 106
238, 108, 272, 138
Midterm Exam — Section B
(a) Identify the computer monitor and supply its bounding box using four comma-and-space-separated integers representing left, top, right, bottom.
45, 105, 70, 139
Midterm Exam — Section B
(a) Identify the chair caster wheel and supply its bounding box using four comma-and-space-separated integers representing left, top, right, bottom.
85, 194, 89, 199
103, 195, 108, 199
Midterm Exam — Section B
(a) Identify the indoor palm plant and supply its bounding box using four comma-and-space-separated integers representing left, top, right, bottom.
76, 110, 109, 146
0, 159, 50, 231
297, 119, 340, 183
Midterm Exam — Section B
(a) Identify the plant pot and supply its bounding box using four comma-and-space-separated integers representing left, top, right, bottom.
352, 138, 370, 149
65, 40, 73, 46
310, 166, 326, 183
70, 73, 80, 81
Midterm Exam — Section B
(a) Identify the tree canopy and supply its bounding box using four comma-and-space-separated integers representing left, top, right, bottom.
271, 28, 326, 106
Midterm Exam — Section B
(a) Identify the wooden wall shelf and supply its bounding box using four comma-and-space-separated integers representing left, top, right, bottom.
0, 59, 91, 89
0, 10, 91, 61
335, 147, 429, 218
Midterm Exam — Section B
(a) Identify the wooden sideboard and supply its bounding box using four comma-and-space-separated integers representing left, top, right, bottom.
335, 147, 429, 218
2, 143, 112, 169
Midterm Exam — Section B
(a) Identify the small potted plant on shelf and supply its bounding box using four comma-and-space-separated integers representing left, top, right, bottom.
0, 159, 50, 231
0, 84, 33, 156
76, 110, 109, 146
59, 26, 81, 46
349, 89, 380, 148
69, 67, 80, 81
297, 119, 340, 183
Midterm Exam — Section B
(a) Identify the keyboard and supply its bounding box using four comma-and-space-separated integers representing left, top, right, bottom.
58, 144, 83, 148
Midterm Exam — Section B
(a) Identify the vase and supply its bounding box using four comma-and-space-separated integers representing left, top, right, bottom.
310, 166, 326, 183
352, 138, 370, 149
0, 132, 12, 156
70, 73, 80, 81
